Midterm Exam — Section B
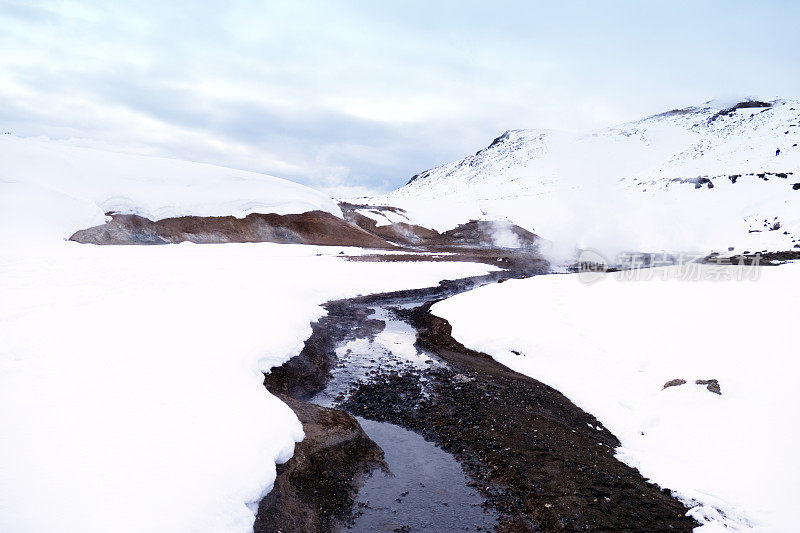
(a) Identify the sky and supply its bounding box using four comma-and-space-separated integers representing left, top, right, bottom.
1, 0, 799, 197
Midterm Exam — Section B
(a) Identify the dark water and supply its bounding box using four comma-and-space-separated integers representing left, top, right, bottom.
310, 304, 440, 409
348, 417, 497, 532
309, 301, 497, 532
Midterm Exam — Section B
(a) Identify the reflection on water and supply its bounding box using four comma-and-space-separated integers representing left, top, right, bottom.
348, 417, 496, 532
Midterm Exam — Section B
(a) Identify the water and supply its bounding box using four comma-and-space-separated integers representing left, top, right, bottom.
348, 418, 497, 532
309, 302, 497, 532
310, 304, 441, 408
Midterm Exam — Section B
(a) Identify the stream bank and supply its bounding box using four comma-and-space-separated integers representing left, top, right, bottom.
258, 264, 697, 532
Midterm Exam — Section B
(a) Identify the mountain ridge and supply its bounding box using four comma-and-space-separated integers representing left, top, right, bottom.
368, 98, 800, 260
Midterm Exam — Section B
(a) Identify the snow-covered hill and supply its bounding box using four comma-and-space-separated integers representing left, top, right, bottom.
0, 135, 341, 247
371, 99, 800, 261
0, 134, 496, 533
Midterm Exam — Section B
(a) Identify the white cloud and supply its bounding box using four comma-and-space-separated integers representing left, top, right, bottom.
0, 0, 798, 192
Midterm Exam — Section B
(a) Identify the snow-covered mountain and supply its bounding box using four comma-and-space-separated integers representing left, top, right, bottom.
0, 135, 341, 247
371, 98, 800, 260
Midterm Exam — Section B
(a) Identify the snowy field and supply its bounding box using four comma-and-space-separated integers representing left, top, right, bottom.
0, 242, 492, 533
432, 264, 800, 532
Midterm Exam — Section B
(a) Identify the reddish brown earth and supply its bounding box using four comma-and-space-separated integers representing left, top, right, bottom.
340, 203, 439, 246
69, 204, 544, 265
340, 202, 540, 249
69, 211, 394, 248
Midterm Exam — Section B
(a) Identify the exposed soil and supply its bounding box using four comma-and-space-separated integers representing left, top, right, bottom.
264, 299, 383, 400
69, 211, 395, 248
96, 202, 696, 531
339, 203, 439, 246
349, 305, 696, 532
69, 205, 545, 274
253, 394, 385, 533
340, 202, 540, 250
259, 268, 698, 532
425, 220, 538, 249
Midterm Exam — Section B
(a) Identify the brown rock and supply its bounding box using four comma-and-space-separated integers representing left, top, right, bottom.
662, 378, 687, 389
69, 211, 395, 248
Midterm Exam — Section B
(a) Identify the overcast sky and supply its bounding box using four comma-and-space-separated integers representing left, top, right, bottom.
1, 0, 799, 196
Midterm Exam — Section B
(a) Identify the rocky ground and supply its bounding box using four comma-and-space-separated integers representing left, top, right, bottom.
259, 263, 698, 532
253, 394, 385, 533
341, 304, 696, 532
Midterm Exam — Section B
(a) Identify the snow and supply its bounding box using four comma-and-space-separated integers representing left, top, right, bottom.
370, 99, 800, 262
0, 135, 495, 532
431, 264, 800, 532
0, 135, 342, 247
0, 242, 494, 533
348, 207, 411, 227
4, 99, 796, 532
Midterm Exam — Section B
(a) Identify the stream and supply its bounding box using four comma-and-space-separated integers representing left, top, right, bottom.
260, 269, 699, 532
310, 291, 501, 532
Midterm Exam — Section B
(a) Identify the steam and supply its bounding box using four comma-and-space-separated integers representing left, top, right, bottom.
489, 221, 523, 248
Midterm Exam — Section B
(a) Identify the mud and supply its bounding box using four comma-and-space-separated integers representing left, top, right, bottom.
253, 394, 385, 533
343, 304, 697, 531
259, 269, 698, 532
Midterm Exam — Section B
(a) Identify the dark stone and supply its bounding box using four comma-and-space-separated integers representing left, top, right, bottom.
710, 99, 771, 121
695, 379, 721, 395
